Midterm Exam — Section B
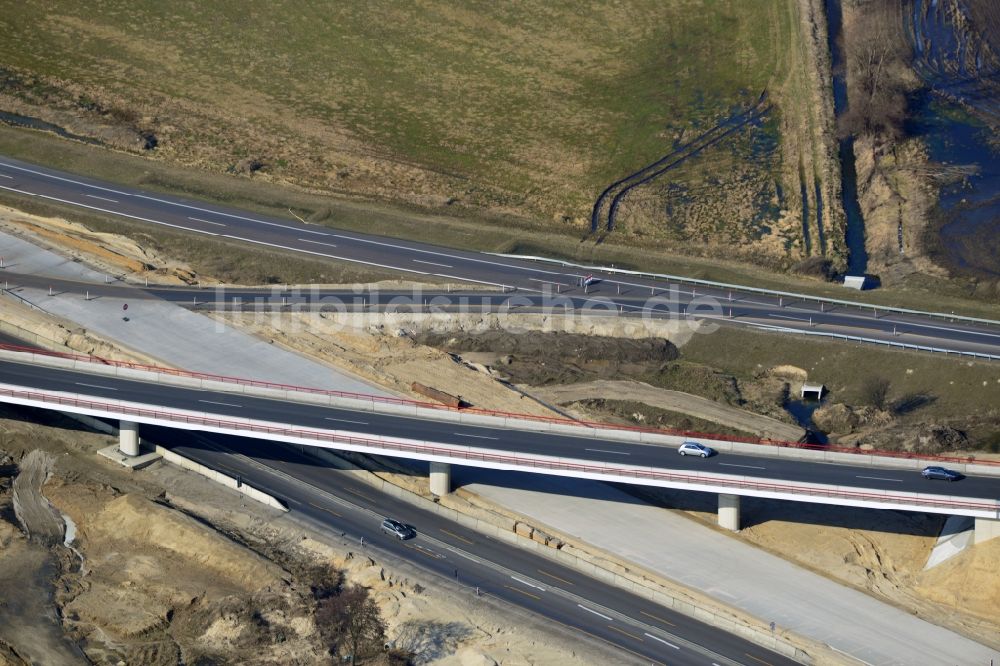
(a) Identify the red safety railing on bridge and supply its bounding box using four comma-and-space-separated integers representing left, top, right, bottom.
2, 342, 999, 469
1, 384, 997, 515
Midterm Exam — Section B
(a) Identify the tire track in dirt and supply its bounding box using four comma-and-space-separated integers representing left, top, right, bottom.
589, 91, 770, 234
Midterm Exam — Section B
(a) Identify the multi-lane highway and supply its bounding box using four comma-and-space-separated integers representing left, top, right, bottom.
145, 427, 797, 666
2, 156, 1000, 356
3, 358, 999, 505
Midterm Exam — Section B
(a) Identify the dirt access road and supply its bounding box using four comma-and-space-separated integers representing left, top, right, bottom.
528, 379, 806, 442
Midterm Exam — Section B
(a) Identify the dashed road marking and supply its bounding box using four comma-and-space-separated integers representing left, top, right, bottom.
644, 633, 679, 649
199, 399, 243, 408
504, 584, 541, 600
536, 569, 574, 585
577, 604, 613, 621
188, 216, 227, 227
439, 528, 474, 545
75, 382, 118, 391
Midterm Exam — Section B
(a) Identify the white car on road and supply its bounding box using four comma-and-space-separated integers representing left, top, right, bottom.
678, 441, 715, 458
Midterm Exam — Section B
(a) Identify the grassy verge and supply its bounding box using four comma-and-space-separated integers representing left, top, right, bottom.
681, 325, 1000, 424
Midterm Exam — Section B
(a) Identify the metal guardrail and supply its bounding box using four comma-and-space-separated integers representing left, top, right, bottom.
4, 342, 1000, 468
492, 253, 1000, 327
3, 385, 997, 515
748, 323, 1000, 361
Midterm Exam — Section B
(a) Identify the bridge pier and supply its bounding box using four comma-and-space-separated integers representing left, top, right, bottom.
119, 420, 140, 456
974, 517, 1000, 544
718, 493, 740, 531
429, 462, 451, 496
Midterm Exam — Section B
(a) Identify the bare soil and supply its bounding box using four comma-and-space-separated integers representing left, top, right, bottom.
0, 407, 616, 665
529, 380, 804, 441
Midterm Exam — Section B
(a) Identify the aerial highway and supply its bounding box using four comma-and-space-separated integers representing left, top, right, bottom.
2, 156, 1000, 357
2, 358, 999, 506
144, 426, 798, 666
0, 337, 794, 665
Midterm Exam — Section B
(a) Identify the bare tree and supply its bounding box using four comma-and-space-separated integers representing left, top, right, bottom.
861, 376, 892, 411
317, 585, 387, 665
839, 1, 910, 140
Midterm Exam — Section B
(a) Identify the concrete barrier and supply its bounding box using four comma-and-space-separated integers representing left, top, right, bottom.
298, 446, 821, 663
154, 445, 288, 512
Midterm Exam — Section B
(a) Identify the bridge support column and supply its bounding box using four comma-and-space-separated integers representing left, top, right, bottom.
429, 462, 451, 496
119, 420, 140, 456
718, 493, 740, 531
974, 517, 1000, 544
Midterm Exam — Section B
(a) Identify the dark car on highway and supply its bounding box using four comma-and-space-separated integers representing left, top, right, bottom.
381, 517, 416, 540
921, 466, 963, 482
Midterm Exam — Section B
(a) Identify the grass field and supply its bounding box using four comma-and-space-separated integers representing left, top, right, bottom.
0, 1, 808, 259
682, 325, 1000, 432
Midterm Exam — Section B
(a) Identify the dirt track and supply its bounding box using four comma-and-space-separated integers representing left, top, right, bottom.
527, 380, 805, 441
11, 449, 64, 545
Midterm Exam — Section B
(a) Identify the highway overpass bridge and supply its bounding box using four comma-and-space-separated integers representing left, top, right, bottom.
1, 345, 999, 542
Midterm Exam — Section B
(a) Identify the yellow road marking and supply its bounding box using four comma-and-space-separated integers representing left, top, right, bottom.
308, 502, 342, 518
536, 568, 575, 585
439, 528, 474, 545
745, 653, 775, 666
403, 544, 439, 560
607, 625, 644, 642
545, 617, 664, 666
640, 609, 677, 627
503, 584, 541, 601
343, 486, 374, 502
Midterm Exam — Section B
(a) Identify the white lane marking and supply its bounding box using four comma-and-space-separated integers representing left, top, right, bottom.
0, 173, 12, 179
585, 448, 629, 455
75, 382, 118, 391
331, 232, 564, 275
454, 432, 499, 440
325, 417, 368, 425
770, 313, 811, 322
25, 191, 220, 237
252, 218, 328, 235
432, 273, 534, 291
0, 184, 41, 196
577, 604, 613, 621
644, 633, 680, 649
887, 318, 1000, 340
741, 299, 772, 306
0, 160, 132, 195
188, 216, 227, 227
199, 399, 243, 408
511, 576, 546, 591
445, 546, 482, 562
219, 235, 429, 275
300, 238, 338, 248
527, 277, 570, 287
413, 259, 453, 268
856, 475, 903, 483
130, 192, 329, 235
85, 193, 118, 203
718, 462, 766, 470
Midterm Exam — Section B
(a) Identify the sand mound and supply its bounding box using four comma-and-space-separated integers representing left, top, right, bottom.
917, 536, 1000, 622
87, 494, 285, 591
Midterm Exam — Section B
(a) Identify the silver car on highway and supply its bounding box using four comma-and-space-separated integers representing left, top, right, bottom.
678, 441, 715, 458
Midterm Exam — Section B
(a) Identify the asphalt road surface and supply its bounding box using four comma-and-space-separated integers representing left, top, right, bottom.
3, 359, 998, 502
145, 425, 798, 666
2, 156, 1000, 356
